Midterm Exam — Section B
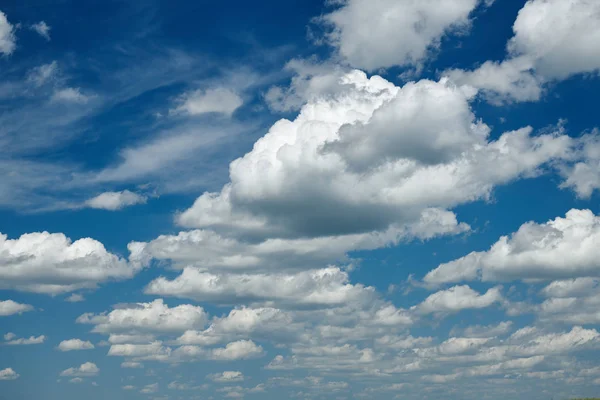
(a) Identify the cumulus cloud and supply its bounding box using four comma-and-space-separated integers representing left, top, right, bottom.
65, 293, 85, 303
424, 209, 600, 285
0, 368, 19, 380
0, 300, 34, 316
84, 190, 147, 211
319, 0, 481, 70
0, 11, 16, 55
4, 334, 45, 345
145, 267, 374, 307
58, 339, 95, 351
77, 299, 208, 334
171, 87, 243, 116
415, 285, 503, 315
177, 71, 571, 241
210, 340, 264, 360
559, 132, 600, 198
60, 362, 99, 377
30, 21, 51, 41
445, 0, 600, 103
208, 371, 244, 383
0, 231, 144, 295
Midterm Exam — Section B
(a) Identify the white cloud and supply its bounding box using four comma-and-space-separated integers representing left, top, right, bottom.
51, 87, 91, 104
445, 0, 600, 102
415, 285, 503, 315
77, 299, 208, 334
559, 132, 600, 198
424, 209, 600, 285
319, 0, 481, 70
508, 0, 600, 80
108, 341, 171, 361
84, 190, 147, 211
171, 87, 243, 116
210, 340, 263, 360
177, 71, 571, 242
0, 11, 16, 55
4, 335, 45, 345
445, 57, 542, 104
60, 362, 99, 377
65, 293, 85, 303
69, 377, 83, 384
0, 368, 19, 380
0, 300, 34, 316
121, 362, 144, 369
27, 61, 59, 87
208, 371, 244, 383
58, 339, 95, 351
0, 231, 143, 295
140, 383, 158, 394
30, 21, 51, 41
145, 267, 374, 307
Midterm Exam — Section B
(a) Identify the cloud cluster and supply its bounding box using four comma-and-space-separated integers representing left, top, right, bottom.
0, 231, 143, 294
60, 362, 99, 377
425, 209, 600, 285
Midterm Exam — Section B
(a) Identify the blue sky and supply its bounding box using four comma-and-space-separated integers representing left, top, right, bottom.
1, 0, 600, 399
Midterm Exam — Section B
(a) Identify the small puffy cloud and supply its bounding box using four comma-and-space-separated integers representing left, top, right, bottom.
69, 377, 83, 384
121, 362, 144, 369
58, 339, 95, 351
0, 300, 34, 316
171, 87, 243, 117
108, 341, 171, 361
77, 299, 208, 334
319, 0, 480, 70
84, 190, 147, 211
123, 385, 136, 390
508, 0, 600, 80
559, 132, 600, 198
210, 340, 263, 360
424, 209, 600, 285
415, 285, 503, 315
4, 335, 45, 345
51, 87, 91, 104
0, 11, 16, 55
140, 383, 158, 394
445, 57, 543, 104
0, 368, 19, 380
208, 371, 244, 383
30, 21, 50, 41
65, 293, 85, 303
60, 362, 99, 377
0, 231, 143, 295
445, 0, 600, 102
